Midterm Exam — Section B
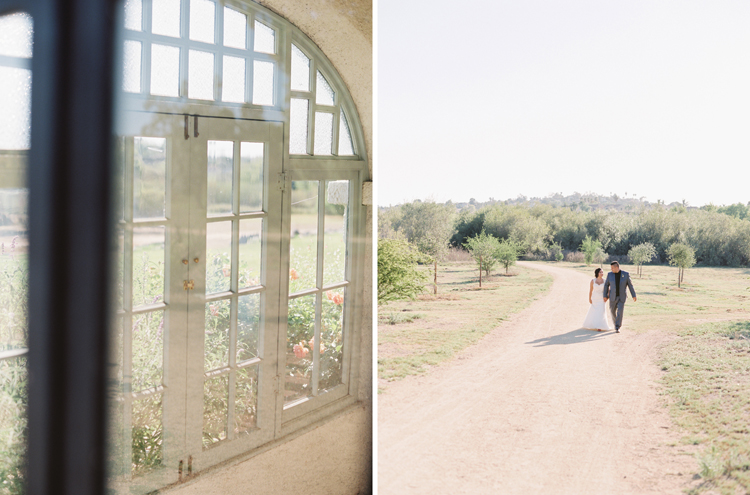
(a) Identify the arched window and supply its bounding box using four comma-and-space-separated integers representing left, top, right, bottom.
107, 0, 369, 490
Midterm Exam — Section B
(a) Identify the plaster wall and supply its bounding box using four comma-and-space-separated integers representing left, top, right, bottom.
166, 0, 373, 493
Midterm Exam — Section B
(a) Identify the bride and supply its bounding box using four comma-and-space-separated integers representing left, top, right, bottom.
583, 268, 613, 331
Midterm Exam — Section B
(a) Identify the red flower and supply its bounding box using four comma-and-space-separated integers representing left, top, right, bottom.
332, 294, 344, 305
290, 268, 300, 281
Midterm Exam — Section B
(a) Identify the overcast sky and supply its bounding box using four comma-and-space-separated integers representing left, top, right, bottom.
377, 0, 750, 206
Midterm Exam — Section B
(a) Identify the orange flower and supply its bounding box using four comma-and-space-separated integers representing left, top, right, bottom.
332, 293, 344, 305
326, 291, 334, 301
222, 264, 231, 277
209, 304, 219, 317
290, 268, 299, 281
293, 343, 305, 359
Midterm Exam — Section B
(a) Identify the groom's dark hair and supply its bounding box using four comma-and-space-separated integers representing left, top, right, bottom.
610, 261, 619, 267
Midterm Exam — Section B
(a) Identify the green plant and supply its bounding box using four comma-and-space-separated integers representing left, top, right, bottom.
377, 239, 428, 303
628, 242, 657, 278
463, 230, 501, 287
666, 242, 696, 288
495, 239, 521, 274
580, 235, 602, 266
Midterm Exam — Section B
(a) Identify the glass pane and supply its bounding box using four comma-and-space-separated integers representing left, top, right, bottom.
285, 294, 315, 404
115, 229, 125, 310
150, 44, 180, 97
289, 98, 309, 155
222, 55, 245, 103
0, 13, 33, 58
237, 294, 260, 362
239, 219, 262, 289
338, 109, 355, 156
131, 310, 164, 391
203, 375, 228, 448
0, 355, 27, 494
207, 140, 233, 215
189, 49, 214, 100
206, 221, 232, 294
205, 299, 229, 371
132, 394, 163, 475
253, 21, 275, 54
320, 287, 344, 391
289, 181, 318, 293
190, 0, 215, 43
290, 44, 309, 91
223, 7, 246, 49
133, 137, 166, 219
314, 112, 333, 156
151, 0, 181, 38
123, 40, 142, 93
132, 226, 165, 307
0, 190, 29, 350
0, 67, 32, 150
252, 60, 274, 106
234, 365, 258, 435
323, 181, 348, 286
316, 71, 334, 106
239, 142, 263, 212
124, 0, 143, 31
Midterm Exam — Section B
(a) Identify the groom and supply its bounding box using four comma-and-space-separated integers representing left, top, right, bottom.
603, 261, 636, 333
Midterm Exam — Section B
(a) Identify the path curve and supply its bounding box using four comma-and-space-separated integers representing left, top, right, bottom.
378, 262, 697, 494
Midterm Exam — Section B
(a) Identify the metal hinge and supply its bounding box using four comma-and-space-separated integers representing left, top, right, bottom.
183, 279, 195, 290
277, 172, 287, 192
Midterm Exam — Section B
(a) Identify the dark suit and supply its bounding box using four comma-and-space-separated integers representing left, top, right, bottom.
602, 270, 636, 330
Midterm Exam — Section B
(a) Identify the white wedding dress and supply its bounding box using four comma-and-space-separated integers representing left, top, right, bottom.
582, 279, 613, 330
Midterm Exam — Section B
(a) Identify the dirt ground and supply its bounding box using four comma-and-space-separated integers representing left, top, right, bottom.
378, 262, 700, 494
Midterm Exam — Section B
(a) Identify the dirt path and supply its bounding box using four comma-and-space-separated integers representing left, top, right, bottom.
378, 262, 698, 494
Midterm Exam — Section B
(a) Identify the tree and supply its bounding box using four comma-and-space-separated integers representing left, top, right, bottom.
593, 247, 607, 268
628, 242, 657, 278
666, 242, 696, 288
377, 239, 428, 303
549, 242, 564, 262
397, 201, 454, 294
496, 239, 520, 274
463, 230, 500, 287
580, 235, 602, 265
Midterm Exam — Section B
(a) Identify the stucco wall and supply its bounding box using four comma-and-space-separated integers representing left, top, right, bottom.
166, 1, 372, 493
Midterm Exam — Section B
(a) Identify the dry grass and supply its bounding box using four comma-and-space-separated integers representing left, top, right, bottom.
377, 262, 552, 387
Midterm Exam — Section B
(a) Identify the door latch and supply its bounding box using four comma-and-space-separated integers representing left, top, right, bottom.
183, 279, 195, 290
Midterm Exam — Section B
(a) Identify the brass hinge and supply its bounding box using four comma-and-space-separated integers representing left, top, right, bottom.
183, 279, 195, 290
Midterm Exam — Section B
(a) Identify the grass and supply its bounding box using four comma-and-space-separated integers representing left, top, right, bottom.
540, 261, 750, 493
377, 262, 552, 386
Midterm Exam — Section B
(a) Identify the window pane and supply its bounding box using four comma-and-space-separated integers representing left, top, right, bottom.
207, 140, 233, 215
131, 310, 164, 391
133, 137, 166, 219
285, 294, 315, 404
205, 299, 230, 371
0, 67, 32, 150
289, 98, 309, 154
252, 60, 274, 106
132, 394, 163, 475
123, 40, 142, 93
239, 219, 262, 290
150, 44, 180, 97
289, 181, 318, 293
222, 55, 245, 103
0, 13, 33, 58
316, 71, 334, 106
323, 181, 348, 287
320, 287, 344, 391
223, 7, 246, 49
239, 142, 263, 212
253, 20, 275, 54
124, 0, 143, 31
151, 0, 181, 38
206, 221, 232, 294
0, 356, 27, 493
132, 226, 165, 307
237, 294, 260, 362
203, 375, 228, 448
338, 109, 355, 156
190, 0, 215, 43
189, 49, 214, 100
234, 365, 258, 435
314, 112, 333, 156
290, 44, 309, 91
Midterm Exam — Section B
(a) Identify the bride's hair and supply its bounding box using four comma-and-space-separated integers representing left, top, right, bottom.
594, 268, 602, 278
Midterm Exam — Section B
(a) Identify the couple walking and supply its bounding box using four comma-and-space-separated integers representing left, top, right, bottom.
583, 261, 637, 333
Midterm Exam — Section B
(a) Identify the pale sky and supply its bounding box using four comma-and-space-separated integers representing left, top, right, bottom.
378, 0, 750, 207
